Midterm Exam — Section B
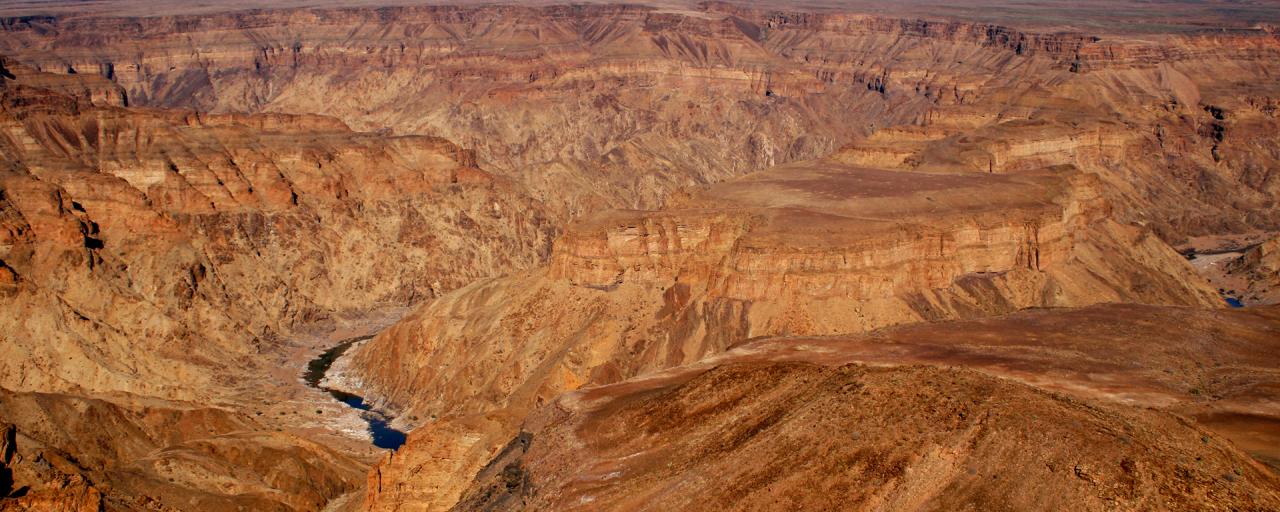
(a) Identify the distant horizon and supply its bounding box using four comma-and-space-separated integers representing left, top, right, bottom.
4, 0, 1280, 34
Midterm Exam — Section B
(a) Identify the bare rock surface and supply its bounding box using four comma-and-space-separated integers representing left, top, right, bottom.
352, 158, 1226, 511
4, 3, 1279, 237
454, 361, 1280, 511
1225, 237, 1280, 305
0, 50, 552, 510
0, 2, 1276, 511
0, 56, 555, 403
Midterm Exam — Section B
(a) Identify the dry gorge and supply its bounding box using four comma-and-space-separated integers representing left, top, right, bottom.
0, 1, 1278, 510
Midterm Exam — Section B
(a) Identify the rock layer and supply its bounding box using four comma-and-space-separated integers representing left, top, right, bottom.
0, 54, 553, 510
0, 2, 1275, 511
0, 57, 555, 402
0, 390, 365, 511
0, 420, 103, 512
4, 3, 1279, 236
1226, 237, 1280, 304
351, 159, 1221, 511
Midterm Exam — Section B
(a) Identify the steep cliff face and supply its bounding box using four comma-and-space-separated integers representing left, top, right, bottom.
0, 421, 103, 512
0, 4, 910, 216
349, 159, 1221, 511
0, 58, 556, 401
355, 162, 1218, 414
420, 302, 1280, 511
0, 59, 556, 510
823, 20, 1280, 241
1232, 237, 1280, 281
7, 3, 1277, 234
0, 55, 125, 108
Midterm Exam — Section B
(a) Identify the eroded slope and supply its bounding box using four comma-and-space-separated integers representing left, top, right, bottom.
4, 3, 1277, 237
0, 57, 554, 510
0, 57, 555, 401
455, 362, 1280, 511
350, 157, 1221, 511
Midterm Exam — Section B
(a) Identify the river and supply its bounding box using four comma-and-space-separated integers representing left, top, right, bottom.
1184, 249, 1248, 308
303, 336, 407, 450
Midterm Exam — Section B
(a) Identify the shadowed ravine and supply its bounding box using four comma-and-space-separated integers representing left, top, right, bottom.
305, 336, 407, 450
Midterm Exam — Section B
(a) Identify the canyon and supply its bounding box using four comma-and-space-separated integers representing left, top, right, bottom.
2, 2, 1279, 237
0, 52, 552, 510
0, 1, 1277, 511
347, 156, 1232, 511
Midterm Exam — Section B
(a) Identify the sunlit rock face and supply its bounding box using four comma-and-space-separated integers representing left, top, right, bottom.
0, 58, 556, 401
1, 2, 1279, 511
0, 58, 555, 511
452, 361, 1280, 512
350, 158, 1223, 511
4, 3, 1279, 238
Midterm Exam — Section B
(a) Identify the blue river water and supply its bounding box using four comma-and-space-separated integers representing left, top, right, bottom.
304, 336, 407, 450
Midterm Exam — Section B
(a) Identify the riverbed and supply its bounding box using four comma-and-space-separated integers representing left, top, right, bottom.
1185, 249, 1248, 308
304, 336, 407, 450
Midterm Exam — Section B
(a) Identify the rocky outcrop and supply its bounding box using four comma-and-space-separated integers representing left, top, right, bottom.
0, 4, 906, 217
548, 164, 1213, 315
0, 3, 1275, 510
350, 160, 1221, 511
1224, 237, 1280, 304
0, 59, 556, 402
826, 41, 1280, 243
1231, 237, 1280, 280
0, 56, 555, 510
0, 421, 103, 512
0, 55, 125, 108
3, 3, 1276, 237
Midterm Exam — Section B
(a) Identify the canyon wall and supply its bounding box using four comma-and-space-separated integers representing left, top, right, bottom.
5, 3, 1276, 237
349, 159, 1222, 511
0, 57, 554, 510
0, 389, 365, 511
0, 57, 555, 401
0, 4, 914, 216
830, 54, 1280, 242
1224, 236, 1280, 304
1232, 237, 1280, 281
0, 3, 1276, 511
